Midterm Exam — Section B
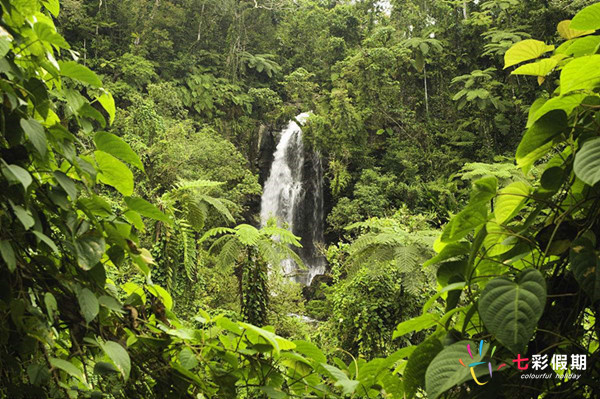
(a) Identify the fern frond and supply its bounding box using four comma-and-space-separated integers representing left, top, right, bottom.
198, 195, 235, 224
393, 245, 421, 274
261, 226, 302, 247
200, 226, 236, 243
268, 240, 306, 271
234, 224, 259, 246
181, 223, 197, 281
208, 235, 233, 254
187, 201, 208, 232
348, 231, 405, 255
174, 179, 223, 192
215, 238, 243, 270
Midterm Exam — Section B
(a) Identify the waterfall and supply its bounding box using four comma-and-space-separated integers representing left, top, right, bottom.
260, 113, 326, 285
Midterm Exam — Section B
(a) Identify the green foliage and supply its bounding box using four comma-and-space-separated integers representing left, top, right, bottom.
0, 3, 411, 398
393, 4, 600, 397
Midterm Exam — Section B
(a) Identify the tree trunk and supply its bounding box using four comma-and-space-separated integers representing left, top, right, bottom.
197, 2, 205, 41
462, 0, 468, 20
424, 64, 429, 118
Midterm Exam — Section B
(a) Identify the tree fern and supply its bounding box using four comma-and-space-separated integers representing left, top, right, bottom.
201, 222, 305, 323
344, 217, 437, 297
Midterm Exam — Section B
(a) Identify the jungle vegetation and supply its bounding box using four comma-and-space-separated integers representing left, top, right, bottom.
1, 0, 600, 398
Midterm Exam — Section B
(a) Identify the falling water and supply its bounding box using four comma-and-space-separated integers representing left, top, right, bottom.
260, 113, 326, 285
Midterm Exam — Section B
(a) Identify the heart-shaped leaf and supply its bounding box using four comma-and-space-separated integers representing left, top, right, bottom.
95, 150, 134, 196
504, 40, 554, 69
425, 340, 490, 399
479, 268, 546, 354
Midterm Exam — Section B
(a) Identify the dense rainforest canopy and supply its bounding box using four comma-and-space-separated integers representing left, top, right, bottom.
1, 0, 600, 397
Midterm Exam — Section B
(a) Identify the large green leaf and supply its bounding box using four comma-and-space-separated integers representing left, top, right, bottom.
0, 240, 16, 272
97, 92, 116, 125
561, 36, 600, 58
512, 58, 558, 77
571, 2, 600, 31
557, 20, 596, 40
574, 137, 600, 186
495, 182, 531, 224
479, 268, 546, 354
238, 322, 295, 354
424, 242, 470, 267
32, 231, 59, 255
95, 151, 134, 196
469, 176, 498, 206
77, 288, 99, 323
99, 340, 131, 381
404, 337, 443, 398
94, 132, 144, 171
560, 55, 600, 95
527, 93, 588, 127
570, 236, 600, 303
27, 364, 50, 386
53, 171, 78, 200
178, 348, 199, 370
425, 340, 489, 399
440, 204, 488, 243
49, 358, 85, 382
2, 162, 32, 190
58, 60, 102, 87
125, 197, 171, 225
42, 0, 60, 17
11, 203, 34, 230
20, 118, 47, 157
504, 40, 554, 69
293, 340, 327, 364
516, 110, 568, 170
75, 231, 105, 270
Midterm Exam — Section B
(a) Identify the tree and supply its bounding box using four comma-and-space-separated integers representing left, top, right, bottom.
400, 36, 443, 117
152, 179, 235, 290
201, 222, 304, 325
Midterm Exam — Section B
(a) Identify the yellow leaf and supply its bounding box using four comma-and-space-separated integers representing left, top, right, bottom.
558, 20, 595, 40
504, 40, 555, 69
511, 58, 558, 77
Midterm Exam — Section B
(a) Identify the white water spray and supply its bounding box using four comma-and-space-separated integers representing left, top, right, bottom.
260, 113, 325, 284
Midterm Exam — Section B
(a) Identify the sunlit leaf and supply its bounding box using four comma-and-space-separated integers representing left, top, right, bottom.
95, 151, 134, 196
504, 40, 554, 69
571, 3, 600, 31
